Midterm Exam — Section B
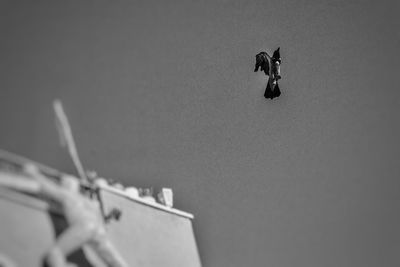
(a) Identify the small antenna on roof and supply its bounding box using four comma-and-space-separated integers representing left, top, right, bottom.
53, 99, 88, 183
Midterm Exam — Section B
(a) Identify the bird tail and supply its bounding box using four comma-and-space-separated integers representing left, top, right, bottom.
273, 83, 281, 98
264, 82, 273, 99
264, 82, 281, 99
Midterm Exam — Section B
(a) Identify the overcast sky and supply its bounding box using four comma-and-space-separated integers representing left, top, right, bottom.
1, 1, 399, 266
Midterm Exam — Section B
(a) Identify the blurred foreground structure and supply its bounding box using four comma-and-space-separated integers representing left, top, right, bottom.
0, 150, 201, 267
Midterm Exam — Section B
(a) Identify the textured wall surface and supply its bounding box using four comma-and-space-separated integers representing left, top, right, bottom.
0, 190, 55, 267
0, 1, 399, 267
101, 190, 201, 267
0, 187, 200, 267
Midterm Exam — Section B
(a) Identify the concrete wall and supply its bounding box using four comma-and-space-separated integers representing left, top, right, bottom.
0, 187, 201, 267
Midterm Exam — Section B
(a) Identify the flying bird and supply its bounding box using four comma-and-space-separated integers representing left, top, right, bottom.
254, 47, 282, 99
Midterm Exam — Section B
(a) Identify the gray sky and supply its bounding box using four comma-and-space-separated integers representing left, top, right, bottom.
1, 1, 399, 266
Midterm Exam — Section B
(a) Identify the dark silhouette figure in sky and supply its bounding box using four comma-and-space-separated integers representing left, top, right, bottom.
254, 47, 282, 99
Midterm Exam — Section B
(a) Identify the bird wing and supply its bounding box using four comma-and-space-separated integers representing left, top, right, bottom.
255, 52, 271, 76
